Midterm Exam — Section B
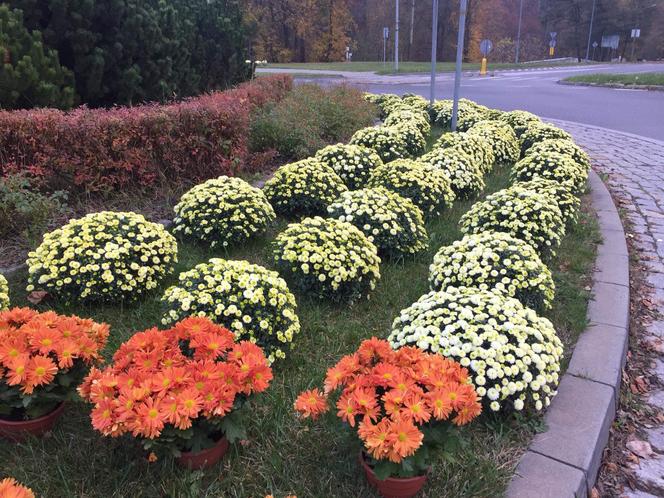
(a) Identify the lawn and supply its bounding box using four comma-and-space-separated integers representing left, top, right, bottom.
0, 123, 599, 497
563, 72, 664, 87
264, 60, 595, 75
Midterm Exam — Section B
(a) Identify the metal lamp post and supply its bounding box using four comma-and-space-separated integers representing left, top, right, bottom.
585, 0, 597, 60
430, 0, 439, 104
515, 0, 524, 63
395, 0, 400, 72
451, 0, 468, 131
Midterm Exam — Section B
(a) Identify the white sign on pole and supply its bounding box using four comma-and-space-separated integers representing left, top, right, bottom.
631, 28, 641, 38
479, 39, 493, 56
383, 27, 389, 39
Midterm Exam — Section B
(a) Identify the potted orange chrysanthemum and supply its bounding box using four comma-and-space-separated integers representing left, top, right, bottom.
294, 338, 481, 498
80, 316, 273, 469
0, 307, 109, 441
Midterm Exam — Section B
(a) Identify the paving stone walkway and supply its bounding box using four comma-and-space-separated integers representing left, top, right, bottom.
550, 119, 664, 497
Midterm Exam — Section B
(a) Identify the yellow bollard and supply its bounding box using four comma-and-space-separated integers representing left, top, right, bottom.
549, 46, 555, 57
480, 57, 487, 76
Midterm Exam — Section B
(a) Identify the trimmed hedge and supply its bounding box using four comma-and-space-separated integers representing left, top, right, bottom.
0, 75, 292, 196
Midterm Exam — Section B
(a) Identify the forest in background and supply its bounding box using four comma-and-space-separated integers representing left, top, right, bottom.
246, 0, 664, 63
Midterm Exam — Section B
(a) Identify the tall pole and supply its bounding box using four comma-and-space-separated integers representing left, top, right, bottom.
451, 0, 468, 131
430, 0, 439, 104
585, 0, 597, 60
515, 0, 524, 63
395, 0, 400, 72
409, 0, 415, 60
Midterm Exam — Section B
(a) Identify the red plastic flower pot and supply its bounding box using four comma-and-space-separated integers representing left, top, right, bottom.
0, 402, 66, 442
359, 451, 428, 498
176, 436, 230, 470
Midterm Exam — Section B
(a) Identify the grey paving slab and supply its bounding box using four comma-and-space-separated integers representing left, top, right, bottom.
530, 374, 615, 492
587, 281, 630, 330
506, 451, 586, 498
567, 323, 628, 401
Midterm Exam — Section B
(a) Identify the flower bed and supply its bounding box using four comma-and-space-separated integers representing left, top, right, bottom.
511, 151, 588, 195
389, 287, 563, 412
262, 158, 347, 218
26, 211, 178, 303
314, 144, 383, 189
161, 259, 300, 364
173, 176, 275, 249
349, 126, 410, 162
272, 217, 381, 302
420, 147, 485, 199
327, 187, 429, 257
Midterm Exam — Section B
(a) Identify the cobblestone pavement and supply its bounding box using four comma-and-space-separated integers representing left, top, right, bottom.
550, 119, 664, 497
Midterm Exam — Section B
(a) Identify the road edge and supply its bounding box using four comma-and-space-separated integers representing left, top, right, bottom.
507, 168, 629, 498
558, 79, 664, 92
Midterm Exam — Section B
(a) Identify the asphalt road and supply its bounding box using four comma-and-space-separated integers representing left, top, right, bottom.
267, 63, 664, 141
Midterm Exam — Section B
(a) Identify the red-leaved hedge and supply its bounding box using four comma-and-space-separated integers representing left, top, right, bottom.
0, 75, 292, 195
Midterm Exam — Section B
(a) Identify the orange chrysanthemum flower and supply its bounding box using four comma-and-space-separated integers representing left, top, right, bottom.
0, 477, 36, 498
294, 389, 328, 419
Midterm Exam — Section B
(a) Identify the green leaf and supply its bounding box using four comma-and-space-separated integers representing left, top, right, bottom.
220, 412, 246, 443
373, 460, 399, 481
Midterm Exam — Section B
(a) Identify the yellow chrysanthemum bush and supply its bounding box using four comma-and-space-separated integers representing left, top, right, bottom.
389, 121, 426, 157
515, 178, 581, 227
327, 187, 429, 257
499, 110, 541, 137
429, 231, 555, 311
431, 98, 489, 130
383, 108, 431, 137
272, 216, 381, 302
468, 120, 520, 165
262, 158, 348, 217
26, 211, 177, 303
364, 93, 402, 119
511, 151, 588, 195
314, 144, 383, 189
525, 138, 591, 171
459, 186, 565, 258
349, 126, 410, 162
388, 287, 563, 412
172, 176, 275, 249
401, 93, 430, 113
434, 132, 495, 174
160, 258, 300, 364
0, 274, 9, 310
368, 159, 456, 217
419, 147, 484, 199
519, 123, 572, 155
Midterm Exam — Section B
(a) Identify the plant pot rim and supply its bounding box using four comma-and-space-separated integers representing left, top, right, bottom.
358, 449, 429, 482
178, 434, 229, 457
0, 401, 66, 426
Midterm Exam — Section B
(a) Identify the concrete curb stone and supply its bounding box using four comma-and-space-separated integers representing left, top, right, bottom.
507, 168, 630, 498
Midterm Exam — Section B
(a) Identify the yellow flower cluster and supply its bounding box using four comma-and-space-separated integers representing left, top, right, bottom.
420, 147, 485, 199
314, 144, 383, 189
389, 121, 426, 157
161, 258, 300, 364
273, 217, 381, 302
27, 211, 177, 303
0, 273, 9, 310
401, 94, 430, 113
263, 158, 347, 217
363, 93, 401, 119
430, 98, 491, 130
433, 132, 495, 174
515, 178, 581, 227
511, 151, 588, 195
499, 110, 541, 138
468, 120, 520, 165
383, 108, 431, 137
525, 138, 591, 171
173, 176, 275, 248
459, 185, 565, 258
388, 287, 563, 412
349, 126, 410, 163
368, 159, 455, 217
429, 231, 555, 311
327, 187, 429, 257
519, 123, 572, 155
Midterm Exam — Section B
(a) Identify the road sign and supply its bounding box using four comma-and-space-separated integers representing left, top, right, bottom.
549, 40, 556, 48
383, 27, 389, 39
631, 28, 641, 38
550, 31, 557, 39
592, 41, 598, 48
601, 34, 620, 49
479, 39, 493, 56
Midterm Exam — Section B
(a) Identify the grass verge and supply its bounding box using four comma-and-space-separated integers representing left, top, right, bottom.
1, 146, 599, 498
264, 60, 595, 75
563, 72, 664, 88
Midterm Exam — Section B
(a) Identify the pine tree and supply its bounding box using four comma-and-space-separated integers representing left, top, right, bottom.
0, 5, 76, 109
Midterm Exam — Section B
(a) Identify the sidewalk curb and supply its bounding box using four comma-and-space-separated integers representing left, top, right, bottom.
507, 169, 629, 498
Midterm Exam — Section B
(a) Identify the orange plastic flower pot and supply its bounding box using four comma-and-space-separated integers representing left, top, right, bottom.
359, 451, 428, 498
176, 436, 230, 470
0, 402, 66, 442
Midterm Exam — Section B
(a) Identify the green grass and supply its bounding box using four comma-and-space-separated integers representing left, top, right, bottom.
264, 60, 595, 75
1, 133, 599, 497
563, 72, 664, 87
